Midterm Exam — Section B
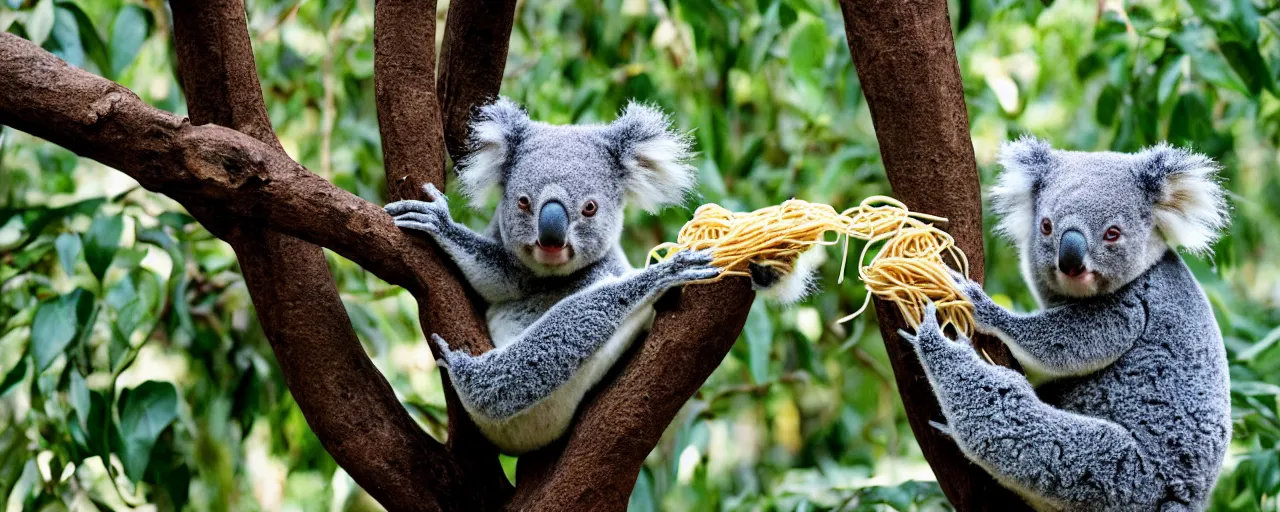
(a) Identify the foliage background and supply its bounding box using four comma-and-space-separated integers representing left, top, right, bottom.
1, 0, 1278, 510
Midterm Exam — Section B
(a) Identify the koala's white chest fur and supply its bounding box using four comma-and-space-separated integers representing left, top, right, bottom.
474, 299, 656, 454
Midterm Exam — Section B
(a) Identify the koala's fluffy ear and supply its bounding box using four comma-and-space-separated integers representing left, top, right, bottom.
991, 135, 1055, 243
606, 102, 697, 213
459, 98, 530, 208
1136, 143, 1228, 254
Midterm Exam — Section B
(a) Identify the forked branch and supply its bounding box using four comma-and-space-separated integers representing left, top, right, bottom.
837, 0, 1028, 509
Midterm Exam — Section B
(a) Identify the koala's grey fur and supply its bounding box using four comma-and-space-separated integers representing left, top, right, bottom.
387, 99, 781, 454
905, 138, 1231, 511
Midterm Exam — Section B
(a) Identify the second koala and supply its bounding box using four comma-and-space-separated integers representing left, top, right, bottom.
906, 138, 1231, 511
385, 99, 719, 454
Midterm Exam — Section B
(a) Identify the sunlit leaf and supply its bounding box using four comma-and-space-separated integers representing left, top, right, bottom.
54, 232, 81, 274
26, 0, 55, 47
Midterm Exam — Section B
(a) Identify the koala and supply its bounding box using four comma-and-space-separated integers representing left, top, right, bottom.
903, 137, 1232, 511
385, 99, 808, 455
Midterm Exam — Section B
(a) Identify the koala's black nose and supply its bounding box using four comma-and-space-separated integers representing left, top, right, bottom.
1058, 229, 1088, 277
538, 201, 569, 248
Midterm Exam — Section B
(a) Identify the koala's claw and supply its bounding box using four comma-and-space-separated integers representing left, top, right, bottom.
678, 266, 723, 283
920, 301, 941, 330
672, 249, 715, 266
392, 212, 441, 233
421, 182, 447, 204
929, 420, 954, 437
430, 333, 453, 354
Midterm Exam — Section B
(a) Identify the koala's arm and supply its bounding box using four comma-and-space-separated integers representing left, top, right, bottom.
905, 304, 1156, 510
956, 276, 1146, 378
432, 250, 719, 420
385, 184, 526, 303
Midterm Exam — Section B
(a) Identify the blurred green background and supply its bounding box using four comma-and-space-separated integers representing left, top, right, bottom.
1, 0, 1278, 510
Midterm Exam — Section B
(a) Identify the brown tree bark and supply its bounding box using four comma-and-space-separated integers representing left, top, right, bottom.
0, 2, 764, 510
373, 0, 513, 504
437, 0, 519, 161
837, 1, 1031, 510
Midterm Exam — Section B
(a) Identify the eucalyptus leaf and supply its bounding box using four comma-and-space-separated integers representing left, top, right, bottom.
27, 0, 55, 47
57, 1, 110, 76
69, 369, 89, 430
31, 295, 77, 371
54, 232, 81, 274
117, 380, 179, 482
46, 4, 84, 67
108, 5, 149, 78
744, 298, 773, 385
83, 214, 123, 282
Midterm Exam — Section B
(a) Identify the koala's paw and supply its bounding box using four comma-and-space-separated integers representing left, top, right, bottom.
928, 420, 954, 438
947, 269, 1003, 331
429, 333, 455, 370
661, 249, 722, 284
901, 302, 970, 355
385, 187, 452, 236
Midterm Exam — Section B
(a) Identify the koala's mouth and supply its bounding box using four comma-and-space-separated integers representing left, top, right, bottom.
1055, 269, 1099, 297
532, 243, 573, 266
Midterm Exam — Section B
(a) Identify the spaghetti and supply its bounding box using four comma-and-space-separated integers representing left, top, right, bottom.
646, 196, 975, 336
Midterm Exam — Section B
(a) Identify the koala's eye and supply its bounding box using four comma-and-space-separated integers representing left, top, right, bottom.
517, 196, 531, 211
1103, 226, 1122, 242
1039, 218, 1053, 236
582, 200, 598, 217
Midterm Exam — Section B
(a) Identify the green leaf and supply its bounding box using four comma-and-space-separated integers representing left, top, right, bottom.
54, 232, 81, 274
1157, 55, 1186, 105
46, 4, 84, 67
31, 296, 77, 372
83, 213, 123, 282
27, 0, 55, 47
69, 370, 90, 430
1221, 41, 1272, 96
1095, 85, 1121, 126
0, 357, 27, 398
109, 324, 131, 371
744, 298, 773, 385
108, 5, 149, 78
56, 1, 110, 76
85, 389, 113, 458
787, 18, 827, 85
117, 380, 179, 482
1168, 94, 1213, 147
2, 196, 104, 253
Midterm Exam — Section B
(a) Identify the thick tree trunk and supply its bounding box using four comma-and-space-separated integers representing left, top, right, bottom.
373, 0, 513, 505
837, 1, 1031, 510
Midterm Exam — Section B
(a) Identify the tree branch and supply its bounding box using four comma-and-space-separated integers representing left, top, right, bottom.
510, 281, 756, 509
372, 0, 512, 504
374, 0, 447, 198
837, 1, 1028, 509
437, 0, 518, 161
164, 1, 466, 510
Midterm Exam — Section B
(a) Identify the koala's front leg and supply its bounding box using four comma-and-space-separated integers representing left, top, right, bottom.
905, 304, 1154, 510
953, 273, 1145, 379
385, 183, 524, 303
432, 249, 721, 421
